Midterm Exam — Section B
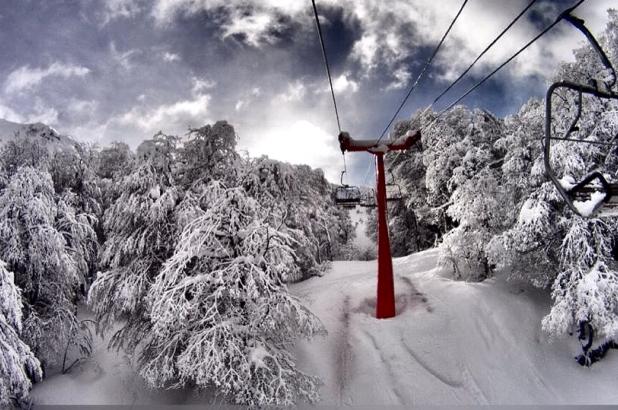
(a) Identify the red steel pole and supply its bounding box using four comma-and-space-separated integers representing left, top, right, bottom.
375, 153, 396, 319
338, 129, 419, 319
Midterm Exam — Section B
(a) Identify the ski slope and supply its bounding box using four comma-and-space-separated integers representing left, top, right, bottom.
292, 249, 618, 406
31, 249, 618, 405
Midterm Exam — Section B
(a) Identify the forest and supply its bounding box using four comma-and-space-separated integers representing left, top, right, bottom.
1, 7, 617, 409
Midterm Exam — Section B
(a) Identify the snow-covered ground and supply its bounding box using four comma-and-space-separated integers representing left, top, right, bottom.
32, 249, 618, 406
30, 321, 206, 406
293, 249, 618, 406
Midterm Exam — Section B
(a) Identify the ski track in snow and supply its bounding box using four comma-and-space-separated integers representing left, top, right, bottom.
360, 329, 406, 405
399, 337, 462, 389
334, 294, 352, 404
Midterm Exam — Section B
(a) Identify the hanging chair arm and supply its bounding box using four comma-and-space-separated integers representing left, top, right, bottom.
562, 13, 616, 89
544, 81, 618, 216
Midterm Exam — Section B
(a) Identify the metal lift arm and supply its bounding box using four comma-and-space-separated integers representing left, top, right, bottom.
544, 13, 618, 216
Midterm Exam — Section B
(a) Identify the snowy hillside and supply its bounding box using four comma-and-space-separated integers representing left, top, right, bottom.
31, 249, 618, 406
0, 118, 78, 151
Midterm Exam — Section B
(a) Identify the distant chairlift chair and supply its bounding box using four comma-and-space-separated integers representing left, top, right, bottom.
334, 171, 362, 208
359, 171, 407, 208
360, 189, 377, 208
385, 170, 407, 203
544, 13, 618, 217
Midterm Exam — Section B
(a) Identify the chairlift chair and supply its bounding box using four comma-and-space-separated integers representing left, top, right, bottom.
359, 189, 377, 208
544, 13, 618, 218
333, 171, 361, 208
385, 170, 407, 202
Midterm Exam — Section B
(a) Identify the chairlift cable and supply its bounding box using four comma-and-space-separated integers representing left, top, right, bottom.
311, 0, 353, 185
385, 0, 586, 178
362, 0, 468, 185
430, 0, 586, 121
432, 0, 539, 106
549, 137, 618, 147
311, 0, 342, 134
375, 0, 469, 146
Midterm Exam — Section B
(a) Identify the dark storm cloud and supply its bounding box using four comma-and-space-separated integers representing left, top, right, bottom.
0, 0, 613, 185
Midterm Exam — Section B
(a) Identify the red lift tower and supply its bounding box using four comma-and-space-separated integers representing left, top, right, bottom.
339, 130, 420, 319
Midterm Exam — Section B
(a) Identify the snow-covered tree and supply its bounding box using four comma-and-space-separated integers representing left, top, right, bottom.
542, 218, 618, 342
176, 121, 240, 188
438, 109, 505, 280
88, 133, 180, 352
0, 167, 88, 369
0, 261, 42, 407
241, 156, 355, 280
96, 141, 135, 209
384, 117, 439, 256
0, 136, 50, 177
384, 13, 618, 360
49, 146, 102, 283
139, 182, 325, 406
488, 11, 618, 356
96, 141, 133, 180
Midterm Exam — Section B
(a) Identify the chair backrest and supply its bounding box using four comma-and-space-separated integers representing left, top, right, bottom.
334, 185, 361, 205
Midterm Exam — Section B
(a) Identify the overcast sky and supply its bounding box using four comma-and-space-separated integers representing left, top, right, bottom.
0, 0, 615, 185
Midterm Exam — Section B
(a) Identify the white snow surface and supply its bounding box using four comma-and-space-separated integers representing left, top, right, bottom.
292, 249, 618, 406
32, 249, 618, 406
573, 191, 607, 217
30, 314, 215, 406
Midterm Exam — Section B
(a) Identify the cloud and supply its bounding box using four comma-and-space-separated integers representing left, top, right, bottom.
386, 67, 412, 90
163, 51, 181, 62
146, 0, 614, 86
241, 119, 342, 182
234, 87, 262, 112
221, 10, 278, 47
116, 93, 211, 135
4, 62, 90, 94
0, 98, 58, 126
151, 0, 307, 47
274, 81, 306, 103
27, 99, 59, 125
335, 0, 615, 87
68, 99, 97, 115
332, 73, 359, 94
191, 77, 216, 95
351, 34, 379, 72
66, 99, 98, 123
100, 0, 142, 25
0, 101, 24, 123
110, 42, 140, 70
